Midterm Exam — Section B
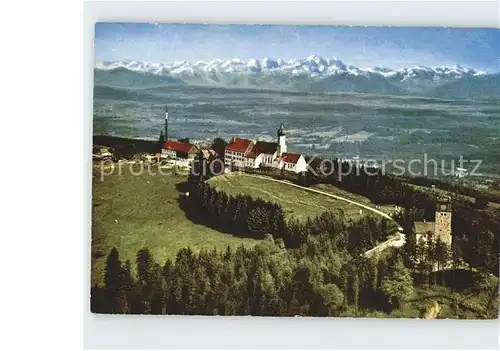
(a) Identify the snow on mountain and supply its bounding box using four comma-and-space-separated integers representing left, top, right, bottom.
95, 56, 487, 81
247, 59, 261, 72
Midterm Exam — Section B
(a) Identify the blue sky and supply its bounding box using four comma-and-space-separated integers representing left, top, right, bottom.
94, 24, 499, 72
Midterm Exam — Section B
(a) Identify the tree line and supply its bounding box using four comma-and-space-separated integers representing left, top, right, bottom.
194, 149, 498, 276
227, 158, 499, 276
182, 176, 394, 253
92, 232, 497, 317
91, 156, 497, 316
92, 234, 416, 316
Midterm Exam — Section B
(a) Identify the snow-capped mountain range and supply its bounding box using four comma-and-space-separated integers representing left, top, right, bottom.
94, 55, 498, 98
96, 55, 487, 80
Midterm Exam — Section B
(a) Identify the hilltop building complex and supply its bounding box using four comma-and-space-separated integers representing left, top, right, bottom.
224, 124, 307, 173
160, 105, 306, 173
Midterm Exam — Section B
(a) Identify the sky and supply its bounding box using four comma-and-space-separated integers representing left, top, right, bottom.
94, 24, 499, 72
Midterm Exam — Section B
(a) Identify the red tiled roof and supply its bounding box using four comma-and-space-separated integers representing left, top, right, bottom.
252, 141, 278, 155
225, 138, 253, 153
163, 140, 195, 153
246, 150, 258, 158
281, 153, 302, 164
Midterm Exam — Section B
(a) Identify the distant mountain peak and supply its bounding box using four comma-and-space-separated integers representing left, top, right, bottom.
94, 56, 495, 97
95, 56, 487, 80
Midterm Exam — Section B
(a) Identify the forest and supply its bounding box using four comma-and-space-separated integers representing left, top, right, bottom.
235, 156, 499, 276
91, 226, 497, 317
91, 145, 499, 316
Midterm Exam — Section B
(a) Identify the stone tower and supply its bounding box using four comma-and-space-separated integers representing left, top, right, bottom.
435, 195, 452, 245
277, 124, 287, 156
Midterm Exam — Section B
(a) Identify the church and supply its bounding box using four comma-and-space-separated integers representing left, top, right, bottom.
224, 124, 307, 173
159, 105, 306, 173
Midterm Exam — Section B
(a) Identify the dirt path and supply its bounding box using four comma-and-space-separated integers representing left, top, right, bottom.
241, 173, 406, 256
244, 173, 395, 220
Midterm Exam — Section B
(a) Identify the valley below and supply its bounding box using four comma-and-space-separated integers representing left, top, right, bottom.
93, 82, 500, 177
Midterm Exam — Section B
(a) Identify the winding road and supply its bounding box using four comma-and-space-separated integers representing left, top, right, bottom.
242, 173, 406, 256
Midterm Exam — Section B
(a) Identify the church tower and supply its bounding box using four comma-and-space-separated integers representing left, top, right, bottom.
164, 105, 169, 140
435, 195, 452, 245
277, 124, 287, 156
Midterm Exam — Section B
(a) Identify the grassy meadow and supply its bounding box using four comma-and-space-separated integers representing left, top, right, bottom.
311, 183, 398, 215
208, 172, 369, 221
91, 165, 261, 287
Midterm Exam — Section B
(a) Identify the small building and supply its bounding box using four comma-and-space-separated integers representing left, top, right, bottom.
161, 140, 199, 161
415, 220, 436, 242
92, 146, 113, 160
278, 153, 307, 173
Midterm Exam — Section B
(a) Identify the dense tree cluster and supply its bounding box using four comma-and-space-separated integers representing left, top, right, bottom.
451, 201, 499, 276
92, 234, 414, 315
241, 160, 499, 276
194, 151, 498, 277
211, 138, 228, 160
182, 177, 394, 252
92, 171, 498, 316
398, 175, 500, 205
91, 138, 499, 315
92, 233, 497, 316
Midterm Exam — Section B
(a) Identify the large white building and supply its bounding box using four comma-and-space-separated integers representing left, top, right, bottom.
224, 125, 307, 173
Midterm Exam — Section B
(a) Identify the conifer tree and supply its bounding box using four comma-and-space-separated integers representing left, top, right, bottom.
426, 232, 437, 286
381, 258, 414, 309
136, 248, 154, 285
104, 247, 129, 314
435, 238, 449, 280
105, 247, 122, 294
316, 283, 344, 316
158, 130, 165, 152
211, 137, 227, 160
352, 273, 360, 310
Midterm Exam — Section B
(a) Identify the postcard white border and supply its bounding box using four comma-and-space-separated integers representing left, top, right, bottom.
83, 1, 500, 349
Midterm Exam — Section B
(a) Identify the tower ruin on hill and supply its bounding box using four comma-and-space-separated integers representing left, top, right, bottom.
415, 195, 452, 246
434, 195, 452, 245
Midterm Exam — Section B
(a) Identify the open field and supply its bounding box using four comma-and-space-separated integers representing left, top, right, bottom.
91, 166, 261, 287
208, 172, 372, 221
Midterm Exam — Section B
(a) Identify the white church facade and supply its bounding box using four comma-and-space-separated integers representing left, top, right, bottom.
224, 124, 307, 173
